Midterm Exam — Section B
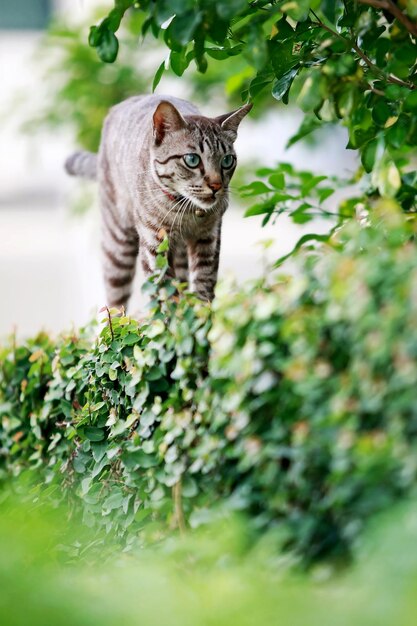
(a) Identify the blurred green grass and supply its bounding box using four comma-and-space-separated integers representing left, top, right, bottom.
1, 490, 417, 626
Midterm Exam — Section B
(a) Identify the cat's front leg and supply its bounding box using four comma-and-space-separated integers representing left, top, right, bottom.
138, 220, 174, 281
187, 222, 221, 302
172, 240, 189, 285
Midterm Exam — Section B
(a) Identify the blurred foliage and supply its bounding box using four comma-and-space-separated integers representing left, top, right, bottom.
1, 206, 417, 564
26, 9, 155, 152
1, 489, 417, 625
88, 0, 417, 260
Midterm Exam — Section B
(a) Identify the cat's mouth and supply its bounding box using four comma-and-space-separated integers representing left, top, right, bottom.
190, 196, 217, 210
190, 192, 223, 209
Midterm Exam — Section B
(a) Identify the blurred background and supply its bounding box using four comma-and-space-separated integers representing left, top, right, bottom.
0, 0, 357, 338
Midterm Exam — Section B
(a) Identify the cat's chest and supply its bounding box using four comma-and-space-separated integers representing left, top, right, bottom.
143, 197, 222, 237
163, 209, 217, 239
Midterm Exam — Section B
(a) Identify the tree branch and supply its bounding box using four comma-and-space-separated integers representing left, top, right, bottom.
358, 0, 417, 37
310, 10, 415, 90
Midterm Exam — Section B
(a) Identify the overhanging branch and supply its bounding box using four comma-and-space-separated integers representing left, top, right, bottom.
358, 0, 417, 37
310, 9, 415, 90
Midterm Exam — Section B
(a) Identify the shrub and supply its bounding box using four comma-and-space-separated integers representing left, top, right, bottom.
1, 204, 417, 563
2, 494, 417, 626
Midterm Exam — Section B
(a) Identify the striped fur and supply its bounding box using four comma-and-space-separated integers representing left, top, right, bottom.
65, 95, 251, 307
65, 151, 97, 180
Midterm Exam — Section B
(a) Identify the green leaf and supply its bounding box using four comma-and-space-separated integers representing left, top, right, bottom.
240, 181, 273, 197
216, 0, 247, 19
147, 319, 165, 338
300, 175, 327, 195
336, 85, 356, 118
406, 0, 417, 18
384, 85, 405, 101
206, 44, 243, 60
244, 25, 268, 70
404, 90, 417, 112
182, 476, 198, 497
248, 72, 274, 99
394, 42, 417, 65
361, 139, 379, 173
152, 60, 166, 92
373, 159, 401, 198
268, 173, 285, 189
274, 232, 331, 266
145, 366, 164, 381
322, 0, 337, 23
124, 334, 139, 346
170, 49, 189, 76
104, 490, 124, 510
317, 187, 335, 203
291, 205, 315, 223
88, 25, 101, 47
96, 28, 119, 63
244, 202, 275, 217
91, 442, 107, 463
281, 0, 311, 21
157, 237, 169, 253
372, 101, 392, 127
296, 71, 324, 112
134, 450, 159, 468
273, 17, 295, 42
272, 67, 299, 102
205, 47, 230, 60
386, 117, 408, 149
169, 11, 202, 46
108, 368, 118, 381
84, 427, 105, 442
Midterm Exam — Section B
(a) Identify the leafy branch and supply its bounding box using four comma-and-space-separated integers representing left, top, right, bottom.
310, 9, 415, 90
358, 0, 417, 37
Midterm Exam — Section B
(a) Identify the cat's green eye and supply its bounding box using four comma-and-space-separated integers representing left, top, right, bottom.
221, 154, 235, 169
183, 153, 201, 168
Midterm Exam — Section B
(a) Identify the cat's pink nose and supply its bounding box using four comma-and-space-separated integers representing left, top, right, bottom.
207, 180, 222, 192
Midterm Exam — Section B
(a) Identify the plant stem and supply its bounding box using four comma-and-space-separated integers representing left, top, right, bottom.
105, 306, 114, 341
173, 479, 186, 535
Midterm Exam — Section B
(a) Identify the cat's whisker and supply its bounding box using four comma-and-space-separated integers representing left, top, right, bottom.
154, 200, 182, 240
178, 202, 186, 242
163, 204, 184, 236
157, 196, 188, 235
179, 198, 192, 242
168, 196, 188, 239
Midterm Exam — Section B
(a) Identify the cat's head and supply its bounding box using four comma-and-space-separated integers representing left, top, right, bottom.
151, 101, 252, 210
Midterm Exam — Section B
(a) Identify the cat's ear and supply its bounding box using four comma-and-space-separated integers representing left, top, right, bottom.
214, 103, 252, 137
153, 101, 187, 145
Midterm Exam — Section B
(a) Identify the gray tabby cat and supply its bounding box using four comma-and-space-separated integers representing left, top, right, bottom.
65, 95, 251, 307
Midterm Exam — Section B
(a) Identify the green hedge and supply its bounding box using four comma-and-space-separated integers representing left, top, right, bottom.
1, 202, 417, 563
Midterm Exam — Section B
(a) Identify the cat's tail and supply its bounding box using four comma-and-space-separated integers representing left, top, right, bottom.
65, 151, 97, 181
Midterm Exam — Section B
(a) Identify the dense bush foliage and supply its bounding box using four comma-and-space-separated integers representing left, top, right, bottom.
1, 205, 417, 563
